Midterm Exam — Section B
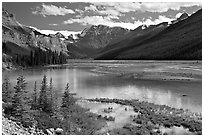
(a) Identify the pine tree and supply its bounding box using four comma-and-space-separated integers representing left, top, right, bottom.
38, 75, 47, 111
11, 75, 29, 119
2, 77, 13, 114
38, 75, 52, 113
48, 78, 54, 113
49, 78, 53, 99
61, 83, 75, 109
2, 77, 12, 103
31, 81, 38, 110
30, 51, 34, 66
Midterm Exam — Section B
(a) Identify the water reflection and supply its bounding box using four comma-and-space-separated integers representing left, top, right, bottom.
3, 67, 202, 113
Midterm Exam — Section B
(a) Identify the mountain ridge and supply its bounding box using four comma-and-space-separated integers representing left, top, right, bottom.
2, 8, 202, 61
95, 9, 202, 60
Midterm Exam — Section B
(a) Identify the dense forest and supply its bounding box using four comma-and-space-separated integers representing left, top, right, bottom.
2, 42, 68, 67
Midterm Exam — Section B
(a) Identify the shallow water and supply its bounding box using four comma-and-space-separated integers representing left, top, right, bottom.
77, 100, 136, 132
159, 126, 193, 135
3, 61, 202, 113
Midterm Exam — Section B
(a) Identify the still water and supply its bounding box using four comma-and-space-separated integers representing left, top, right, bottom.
3, 64, 202, 113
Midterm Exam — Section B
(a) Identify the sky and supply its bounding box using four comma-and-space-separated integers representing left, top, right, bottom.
2, 1, 202, 36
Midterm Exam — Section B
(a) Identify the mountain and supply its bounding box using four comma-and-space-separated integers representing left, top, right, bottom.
2, 8, 68, 56
95, 9, 202, 60
2, 8, 70, 68
100, 22, 169, 54
2, 8, 130, 60
76, 25, 129, 49
66, 25, 130, 58
3, 8, 201, 61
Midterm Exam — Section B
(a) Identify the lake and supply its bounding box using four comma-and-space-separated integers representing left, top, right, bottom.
3, 61, 202, 113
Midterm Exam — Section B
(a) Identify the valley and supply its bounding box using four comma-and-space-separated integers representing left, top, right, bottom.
2, 8, 202, 67
2, 3, 202, 135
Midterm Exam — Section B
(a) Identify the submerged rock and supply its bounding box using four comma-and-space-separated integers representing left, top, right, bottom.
55, 128, 63, 135
104, 116, 115, 121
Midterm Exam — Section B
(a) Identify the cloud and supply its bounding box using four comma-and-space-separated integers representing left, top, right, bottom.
144, 15, 173, 26
85, 5, 98, 11
140, 2, 201, 12
75, 9, 84, 14
32, 3, 75, 17
108, 15, 119, 20
98, 8, 121, 16
63, 15, 174, 30
78, 2, 200, 23
49, 23, 58, 26
91, 2, 201, 13
29, 26, 81, 37
84, 4, 121, 17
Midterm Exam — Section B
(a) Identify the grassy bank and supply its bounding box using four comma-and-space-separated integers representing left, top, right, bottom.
2, 75, 107, 135
87, 98, 202, 135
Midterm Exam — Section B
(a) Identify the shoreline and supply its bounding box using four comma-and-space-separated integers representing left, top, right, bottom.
86, 98, 202, 135
89, 61, 202, 82
3, 60, 201, 82
91, 69, 201, 82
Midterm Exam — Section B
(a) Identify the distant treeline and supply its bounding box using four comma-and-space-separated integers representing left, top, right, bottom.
3, 42, 68, 67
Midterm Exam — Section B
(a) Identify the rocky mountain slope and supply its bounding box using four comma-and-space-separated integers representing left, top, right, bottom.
2, 8, 68, 59
95, 9, 202, 60
76, 25, 129, 49
66, 25, 129, 58
2, 9, 69, 66
2, 8, 131, 59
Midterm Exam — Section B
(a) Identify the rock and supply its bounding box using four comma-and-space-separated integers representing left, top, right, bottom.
104, 116, 115, 121
77, 127, 81, 132
46, 128, 55, 135
97, 115, 102, 119
134, 119, 142, 124
46, 129, 53, 135
104, 108, 112, 113
55, 128, 63, 135
182, 94, 187, 97
49, 128, 55, 133
130, 115, 137, 118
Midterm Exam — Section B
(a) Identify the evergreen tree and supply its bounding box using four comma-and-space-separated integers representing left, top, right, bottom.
30, 51, 34, 66
48, 78, 54, 113
38, 75, 52, 113
2, 77, 13, 114
61, 83, 75, 109
11, 75, 30, 120
2, 77, 12, 103
49, 78, 53, 96
38, 75, 48, 111
31, 81, 38, 110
